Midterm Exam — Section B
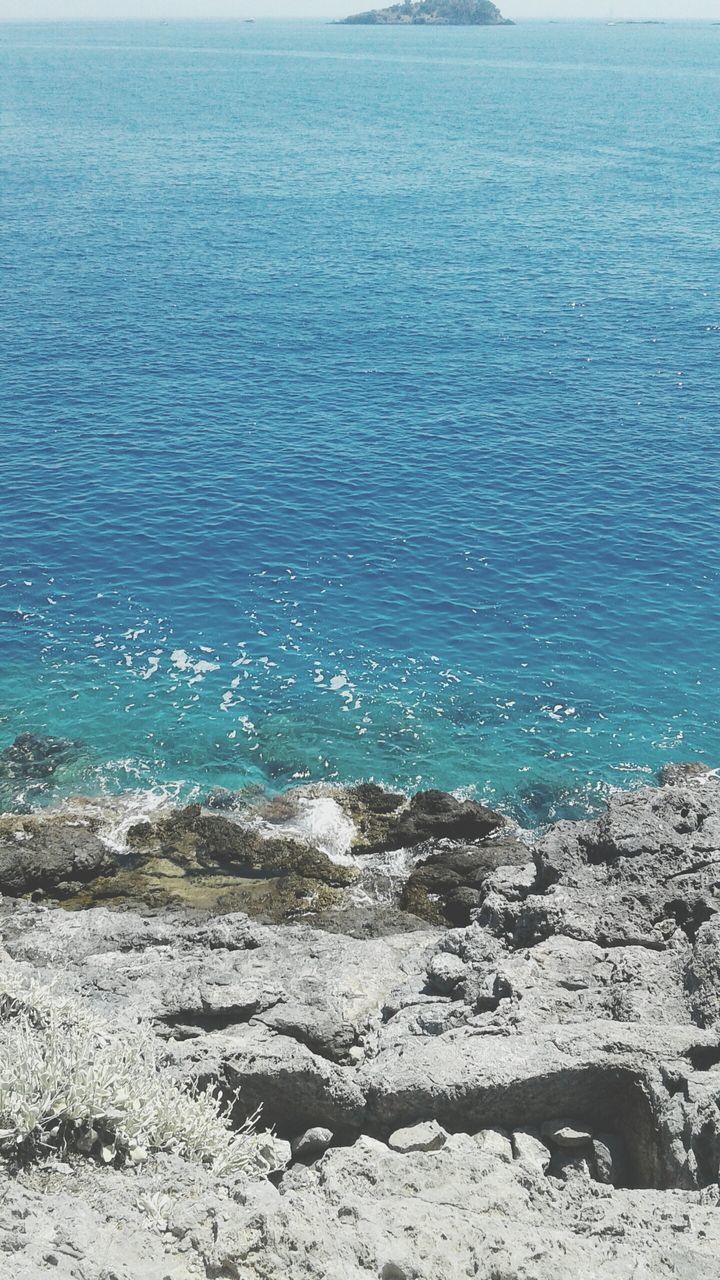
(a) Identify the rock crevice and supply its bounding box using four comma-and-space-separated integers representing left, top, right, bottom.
3, 768, 720, 1275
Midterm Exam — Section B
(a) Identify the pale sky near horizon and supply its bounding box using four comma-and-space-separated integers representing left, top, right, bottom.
2, 0, 718, 22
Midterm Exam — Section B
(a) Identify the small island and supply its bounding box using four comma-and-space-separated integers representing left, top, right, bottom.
339, 0, 513, 26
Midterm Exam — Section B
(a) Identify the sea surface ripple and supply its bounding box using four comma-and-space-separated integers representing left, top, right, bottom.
1, 19, 719, 822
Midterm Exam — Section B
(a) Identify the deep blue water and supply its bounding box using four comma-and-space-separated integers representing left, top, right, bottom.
1, 19, 720, 822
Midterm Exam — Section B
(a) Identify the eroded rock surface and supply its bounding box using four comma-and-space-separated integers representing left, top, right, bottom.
2, 769, 720, 1276
346, 785, 505, 855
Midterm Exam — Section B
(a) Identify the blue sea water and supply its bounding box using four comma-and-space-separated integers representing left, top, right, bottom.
1, 19, 719, 822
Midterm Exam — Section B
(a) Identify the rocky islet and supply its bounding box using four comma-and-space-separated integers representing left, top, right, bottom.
339, 0, 513, 26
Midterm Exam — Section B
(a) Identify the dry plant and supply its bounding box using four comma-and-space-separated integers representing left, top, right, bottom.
0, 981, 270, 1177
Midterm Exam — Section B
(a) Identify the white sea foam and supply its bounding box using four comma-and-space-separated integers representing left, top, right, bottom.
348, 843, 426, 907
255, 794, 356, 864
57, 784, 188, 856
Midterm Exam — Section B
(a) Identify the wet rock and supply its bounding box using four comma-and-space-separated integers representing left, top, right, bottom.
386, 790, 505, 852
0, 732, 81, 779
126, 806, 351, 883
401, 834, 529, 925
0, 813, 115, 896
343, 782, 406, 853
81, 805, 361, 924
348, 787, 504, 856
203, 786, 250, 811
660, 762, 713, 787
388, 1121, 448, 1153
291, 1127, 333, 1160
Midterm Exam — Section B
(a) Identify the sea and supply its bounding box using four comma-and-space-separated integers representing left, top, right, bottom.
1, 18, 719, 826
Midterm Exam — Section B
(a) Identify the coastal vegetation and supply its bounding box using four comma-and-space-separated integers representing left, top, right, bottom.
340, 0, 513, 25
0, 980, 267, 1175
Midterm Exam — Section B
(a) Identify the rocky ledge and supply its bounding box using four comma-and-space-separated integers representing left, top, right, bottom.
340, 0, 514, 26
2, 762, 720, 1277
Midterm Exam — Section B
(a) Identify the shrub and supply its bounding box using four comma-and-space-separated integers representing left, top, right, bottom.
0, 982, 270, 1176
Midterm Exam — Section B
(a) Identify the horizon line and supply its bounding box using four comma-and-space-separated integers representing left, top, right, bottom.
1, 14, 717, 22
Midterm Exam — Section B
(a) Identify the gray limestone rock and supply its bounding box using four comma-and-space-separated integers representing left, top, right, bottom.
388, 1120, 448, 1153
425, 950, 466, 994
2, 771, 720, 1277
511, 1126, 552, 1172
542, 1119, 594, 1148
593, 1133, 627, 1187
473, 1126, 513, 1162
291, 1126, 333, 1160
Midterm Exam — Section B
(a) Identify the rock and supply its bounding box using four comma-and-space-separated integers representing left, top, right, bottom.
388, 790, 505, 852
687, 919, 720, 1028
302, 903, 432, 939
350, 788, 505, 856
443, 886, 484, 925
83, 805, 360, 924
4, 773, 720, 1276
511, 1127, 551, 1173
425, 951, 466, 995
550, 1150, 594, 1183
505, 774, 720, 950
342, 783, 406, 854
593, 1133, 627, 1187
0, 813, 115, 896
256, 1134, 292, 1173
541, 1119, 594, 1148
388, 1121, 448, 1153
203, 785, 249, 810
401, 834, 528, 925
125, 806, 351, 883
659, 762, 712, 787
291, 1127, 333, 1160
213, 1133, 720, 1276
472, 1127, 513, 1162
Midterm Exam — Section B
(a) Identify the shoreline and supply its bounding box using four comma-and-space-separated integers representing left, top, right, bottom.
0, 725, 697, 834
2, 761, 720, 1275
0, 743, 716, 932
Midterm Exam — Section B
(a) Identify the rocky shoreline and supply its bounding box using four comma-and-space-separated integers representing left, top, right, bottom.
2, 750, 720, 1277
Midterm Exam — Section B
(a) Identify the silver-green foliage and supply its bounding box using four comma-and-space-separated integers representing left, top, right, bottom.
0, 984, 264, 1175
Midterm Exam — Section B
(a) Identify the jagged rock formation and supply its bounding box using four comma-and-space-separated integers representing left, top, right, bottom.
340, 0, 514, 26
0, 780, 505, 927
2, 766, 720, 1276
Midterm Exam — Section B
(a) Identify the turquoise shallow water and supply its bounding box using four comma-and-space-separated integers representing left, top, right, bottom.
1, 19, 720, 822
